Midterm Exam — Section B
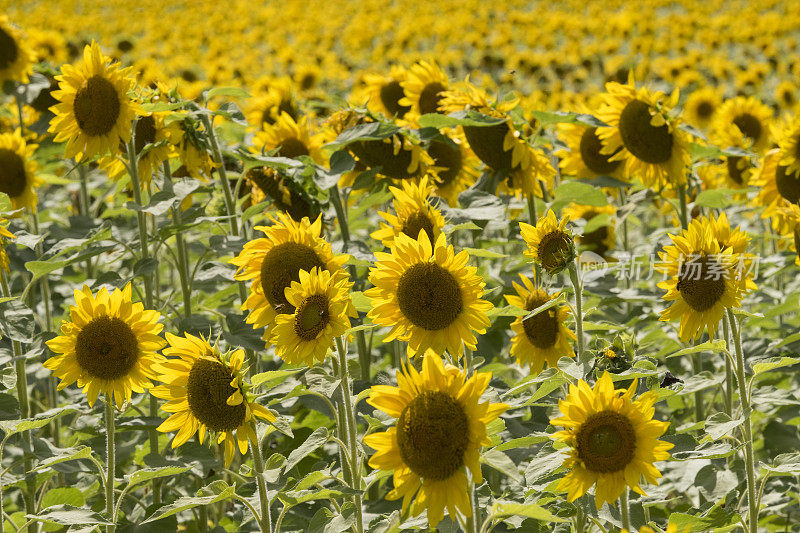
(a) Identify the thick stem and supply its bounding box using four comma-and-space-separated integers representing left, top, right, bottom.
727, 310, 758, 533
249, 430, 273, 533
574, 503, 585, 533
200, 114, 239, 237
620, 489, 630, 531
163, 161, 192, 317
105, 396, 116, 533
466, 481, 480, 533
677, 185, 689, 230
568, 262, 584, 359
335, 337, 364, 533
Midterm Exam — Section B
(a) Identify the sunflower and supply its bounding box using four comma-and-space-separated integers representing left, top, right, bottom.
399, 60, 450, 117
244, 78, 298, 130
230, 213, 349, 343
246, 165, 320, 222
710, 96, 772, 154
0, 16, 34, 85
425, 130, 480, 207
363, 351, 508, 527
775, 80, 798, 111
753, 117, 800, 234
597, 75, 690, 190
348, 127, 432, 181
270, 267, 355, 367
0, 216, 15, 273
656, 219, 750, 342
683, 86, 722, 131
98, 112, 170, 187
0, 130, 41, 212
44, 283, 166, 409
360, 65, 411, 118
520, 210, 576, 275
151, 332, 276, 467
550, 372, 673, 509
558, 123, 624, 180
164, 114, 215, 180
49, 41, 139, 161
252, 112, 324, 164
562, 203, 617, 258
371, 176, 446, 248
365, 231, 492, 358
691, 212, 758, 292
505, 274, 575, 374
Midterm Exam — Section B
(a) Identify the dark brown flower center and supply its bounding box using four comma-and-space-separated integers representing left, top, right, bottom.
677, 255, 727, 312
618, 99, 673, 164
0, 26, 18, 70
418, 82, 446, 115
379, 80, 411, 117
260, 242, 326, 312
294, 294, 330, 341
775, 165, 800, 204
579, 127, 622, 175
726, 156, 748, 185
396, 390, 469, 480
134, 115, 157, 154
396, 262, 463, 331
73, 75, 122, 136
400, 210, 435, 242
576, 410, 636, 473
537, 230, 574, 274
75, 315, 139, 380
350, 136, 416, 180
277, 137, 309, 159
463, 122, 514, 171
733, 113, 762, 144
426, 139, 463, 188
522, 293, 559, 349
186, 358, 246, 433
0, 148, 27, 198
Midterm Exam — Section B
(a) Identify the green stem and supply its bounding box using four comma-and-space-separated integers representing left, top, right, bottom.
693, 354, 704, 423
677, 185, 689, 230
526, 194, 542, 281
466, 481, 480, 533
722, 316, 733, 418
335, 337, 364, 533
76, 164, 95, 278
620, 489, 630, 531
200, 113, 239, 237
163, 161, 192, 317
574, 503, 586, 533
105, 396, 116, 533
567, 262, 584, 360
727, 309, 758, 533
249, 430, 273, 533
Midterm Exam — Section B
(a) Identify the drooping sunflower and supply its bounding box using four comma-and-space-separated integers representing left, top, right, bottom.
360, 65, 411, 118
683, 86, 722, 131
49, 41, 140, 161
550, 372, 673, 509
363, 351, 508, 528
98, 112, 170, 187
270, 267, 355, 367
253, 112, 324, 164
365, 231, 492, 358
519, 210, 576, 275
425, 130, 480, 207
0, 130, 41, 212
597, 75, 690, 189
371, 176, 446, 248
753, 116, 800, 234
505, 274, 575, 374
44, 283, 166, 409
558, 122, 624, 181
399, 60, 450, 117
656, 219, 751, 342
562, 203, 617, 259
151, 332, 276, 467
0, 16, 35, 85
246, 165, 321, 222
710, 96, 773, 154
230, 213, 349, 343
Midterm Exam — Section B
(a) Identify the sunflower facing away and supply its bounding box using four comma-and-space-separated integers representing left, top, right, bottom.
0, 130, 41, 212
365, 231, 492, 358
520, 210, 576, 275
597, 74, 690, 190
363, 351, 508, 527
44, 283, 166, 408
49, 41, 140, 161
550, 372, 673, 508
505, 274, 575, 374
371, 176, 446, 248
656, 218, 752, 341
230, 213, 349, 343
270, 267, 355, 367
0, 16, 35, 85
151, 332, 276, 467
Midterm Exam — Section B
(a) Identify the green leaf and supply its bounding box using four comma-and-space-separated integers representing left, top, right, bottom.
0, 406, 79, 436
664, 339, 727, 359
671, 442, 738, 460
481, 449, 522, 482
34, 446, 93, 471
141, 101, 184, 112
521, 293, 567, 322
694, 189, 742, 209
124, 467, 192, 489
205, 87, 250, 100
551, 181, 609, 211
762, 453, 800, 476
704, 413, 744, 440
142, 482, 236, 523
417, 111, 505, 129
492, 434, 550, 452
277, 487, 359, 506
285, 427, 329, 471
326, 122, 400, 150
751, 356, 800, 376
488, 501, 567, 523
349, 291, 372, 313
528, 110, 607, 128
41, 487, 85, 509
26, 505, 112, 527
250, 369, 303, 389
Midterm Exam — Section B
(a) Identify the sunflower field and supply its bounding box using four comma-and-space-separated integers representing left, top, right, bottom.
2, 1, 800, 532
